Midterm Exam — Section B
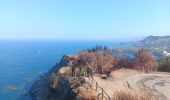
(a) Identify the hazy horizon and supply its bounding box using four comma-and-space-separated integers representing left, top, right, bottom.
1, 0, 170, 40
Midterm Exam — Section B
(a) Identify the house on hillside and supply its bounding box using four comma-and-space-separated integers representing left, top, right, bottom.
163, 51, 170, 57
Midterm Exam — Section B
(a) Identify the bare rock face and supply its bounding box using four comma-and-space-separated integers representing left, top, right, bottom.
29, 55, 97, 100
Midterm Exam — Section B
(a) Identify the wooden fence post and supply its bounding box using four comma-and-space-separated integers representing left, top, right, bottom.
96, 82, 98, 91
88, 74, 111, 100
102, 88, 104, 100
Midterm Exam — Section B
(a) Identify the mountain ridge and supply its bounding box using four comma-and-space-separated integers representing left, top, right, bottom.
124, 35, 170, 49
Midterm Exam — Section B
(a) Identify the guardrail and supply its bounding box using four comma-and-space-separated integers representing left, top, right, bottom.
88, 76, 111, 100
60, 67, 111, 100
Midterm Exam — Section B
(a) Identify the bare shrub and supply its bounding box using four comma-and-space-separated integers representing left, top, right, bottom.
116, 55, 131, 69
112, 89, 157, 100
77, 92, 96, 100
132, 48, 156, 72
74, 47, 157, 75
78, 46, 114, 75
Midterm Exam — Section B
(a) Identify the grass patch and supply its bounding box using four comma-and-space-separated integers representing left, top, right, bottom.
112, 89, 157, 100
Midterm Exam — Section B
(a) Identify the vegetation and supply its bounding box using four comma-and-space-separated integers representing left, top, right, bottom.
132, 48, 156, 72
112, 89, 156, 100
77, 93, 96, 100
78, 46, 114, 75
125, 35, 170, 48
70, 46, 170, 76
157, 56, 170, 72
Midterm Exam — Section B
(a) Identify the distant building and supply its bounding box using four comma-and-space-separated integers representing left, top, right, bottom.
163, 51, 170, 56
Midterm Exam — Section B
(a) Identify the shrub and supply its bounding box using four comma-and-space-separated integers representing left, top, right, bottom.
78, 46, 114, 75
77, 93, 96, 100
157, 56, 170, 72
132, 48, 156, 72
112, 89, 157, 100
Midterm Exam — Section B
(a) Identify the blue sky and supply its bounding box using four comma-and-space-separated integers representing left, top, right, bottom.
0, 0, 170, 40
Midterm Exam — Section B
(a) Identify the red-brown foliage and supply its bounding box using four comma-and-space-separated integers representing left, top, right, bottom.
77, 46, 133, 75
116, 56, 131, 69
132, 48, 155, 72
78, 47, 114, 75
72, 47, 156, 75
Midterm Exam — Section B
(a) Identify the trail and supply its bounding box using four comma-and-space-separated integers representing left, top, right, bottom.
93, 69, 170, 100
125, 74, 170, 100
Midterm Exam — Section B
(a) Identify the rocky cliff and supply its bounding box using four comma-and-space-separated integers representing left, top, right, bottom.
29, 55, 97, 100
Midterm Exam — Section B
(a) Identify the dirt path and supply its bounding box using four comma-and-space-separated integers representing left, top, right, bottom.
93, 76, 125, 97
93, 69, 138, 97
125, 74, 170, 100
93, 69, 170, 100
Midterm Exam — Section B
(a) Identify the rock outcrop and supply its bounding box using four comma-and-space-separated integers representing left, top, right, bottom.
29, 55, 97, 100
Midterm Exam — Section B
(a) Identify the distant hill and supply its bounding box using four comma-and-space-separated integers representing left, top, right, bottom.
124, 36, 170, 49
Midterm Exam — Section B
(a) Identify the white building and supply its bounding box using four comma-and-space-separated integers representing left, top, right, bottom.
163, 51, 170, 56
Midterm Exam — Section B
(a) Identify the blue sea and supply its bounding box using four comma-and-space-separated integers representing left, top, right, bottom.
0, 40, 130, 100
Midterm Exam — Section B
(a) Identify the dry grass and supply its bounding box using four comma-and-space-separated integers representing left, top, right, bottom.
110, 69, 138, 79
76, 93, 96, 100
76, 85, 97, 100
112, 89, 157, 100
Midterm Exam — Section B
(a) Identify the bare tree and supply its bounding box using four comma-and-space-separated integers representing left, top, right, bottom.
78, 47, 114, 75
132, 48, 155, 72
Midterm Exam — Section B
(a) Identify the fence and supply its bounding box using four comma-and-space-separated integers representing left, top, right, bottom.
61, 67, 111, 100
88, 76, 111, 100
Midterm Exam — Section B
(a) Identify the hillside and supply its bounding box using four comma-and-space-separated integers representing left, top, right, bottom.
28, 54, 170, 100
125, 36, 170, 49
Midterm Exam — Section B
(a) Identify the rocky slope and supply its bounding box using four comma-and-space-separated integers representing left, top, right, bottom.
29, 55, 97, 100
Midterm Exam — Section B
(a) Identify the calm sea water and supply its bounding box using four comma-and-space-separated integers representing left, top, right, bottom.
0, 40, 130, 100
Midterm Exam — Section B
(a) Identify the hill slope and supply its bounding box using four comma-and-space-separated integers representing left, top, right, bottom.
126, 36, 170, 49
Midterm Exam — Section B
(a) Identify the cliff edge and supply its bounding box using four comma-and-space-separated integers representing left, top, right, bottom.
29, 55, 97, 100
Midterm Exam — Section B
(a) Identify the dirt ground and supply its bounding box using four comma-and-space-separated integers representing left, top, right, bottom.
93, 69, 170, 100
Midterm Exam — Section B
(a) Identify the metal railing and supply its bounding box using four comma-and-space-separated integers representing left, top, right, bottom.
88, 76, 111, 100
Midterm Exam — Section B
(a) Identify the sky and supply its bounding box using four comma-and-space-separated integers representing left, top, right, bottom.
0, 0, 170, 40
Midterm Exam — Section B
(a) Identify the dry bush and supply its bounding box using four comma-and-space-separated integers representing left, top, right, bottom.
77, 93, 96, 100
76, 47, 157, 75
132, 48, 156, 72
112, 89, 157, 100
157, 56, 170, 72
77, 46, 133, 75
116, 56, 131, 69
78, 46, 114, 75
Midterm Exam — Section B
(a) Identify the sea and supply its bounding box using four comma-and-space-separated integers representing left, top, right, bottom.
0, 40, 131, 100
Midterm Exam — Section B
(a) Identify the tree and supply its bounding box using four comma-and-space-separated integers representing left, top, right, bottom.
116, 55, 131, 69
132, 48, 155, 72
157, 56, 170, 72
78, 46, 114, 75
